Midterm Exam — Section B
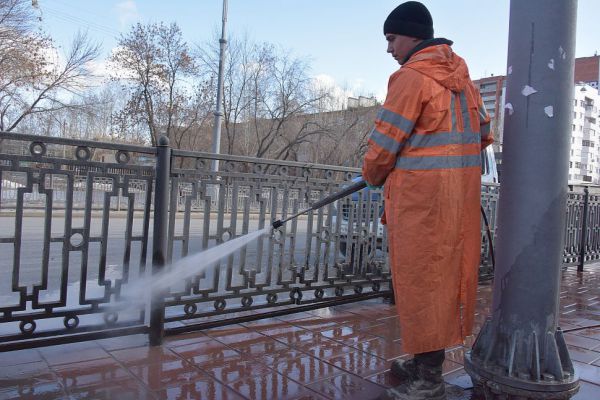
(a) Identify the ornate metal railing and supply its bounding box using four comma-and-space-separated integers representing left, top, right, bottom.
0, 132, 155, 350
0, 130, 598, 350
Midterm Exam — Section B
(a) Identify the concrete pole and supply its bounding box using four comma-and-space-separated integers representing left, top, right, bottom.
211, 0, 228, 172
464, 1, 580, 399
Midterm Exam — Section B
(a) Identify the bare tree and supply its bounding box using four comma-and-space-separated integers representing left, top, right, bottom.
0, 0, 100, 132
297, 105, 377, 166
110, 22, 212, 147
198, 35, 332, 160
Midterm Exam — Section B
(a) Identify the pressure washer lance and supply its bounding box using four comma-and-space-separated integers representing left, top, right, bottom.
272, 179, 368, 229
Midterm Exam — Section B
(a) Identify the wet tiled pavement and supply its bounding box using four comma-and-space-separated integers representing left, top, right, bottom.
1, 264, 600, 399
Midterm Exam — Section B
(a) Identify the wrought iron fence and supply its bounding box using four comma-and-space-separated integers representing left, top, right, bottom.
0, 131, 597, 350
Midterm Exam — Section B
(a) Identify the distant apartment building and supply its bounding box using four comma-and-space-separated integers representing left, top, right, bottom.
473, 75, 506, 153
570, 84, 600, 183
575, 55, 600, 90
472, 56, 600, 183
347, 96, 377, 109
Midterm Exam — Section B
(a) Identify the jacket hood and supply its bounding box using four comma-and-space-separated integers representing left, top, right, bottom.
403, 39, 471, 92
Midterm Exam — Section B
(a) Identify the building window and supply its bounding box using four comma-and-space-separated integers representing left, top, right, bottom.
573, 124, 576, 131
582, 140, 595, 147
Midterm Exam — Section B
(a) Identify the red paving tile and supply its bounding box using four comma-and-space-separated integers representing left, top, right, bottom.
3, 264, 600, 399
127, 359, 207, 391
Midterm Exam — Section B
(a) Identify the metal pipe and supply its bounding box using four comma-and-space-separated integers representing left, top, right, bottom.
272, 179, 367, 229
211, 0, 228, 172
465, 1, 579, 398
150, 135, 171, 346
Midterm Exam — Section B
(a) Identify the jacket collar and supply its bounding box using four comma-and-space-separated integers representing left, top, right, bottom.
401, 38, 454, 65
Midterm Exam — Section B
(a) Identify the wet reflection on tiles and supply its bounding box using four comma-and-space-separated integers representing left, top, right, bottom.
110, 346, 181, 366
260, 346, 307, 366
325, 350, 388, 377
292, 336, 354, 360
200, 359, 273, 384
307, 372, 385, 400
320, 325, 380, 348
163, 332, 213, 347
127, 359, 207, 391
39, 342, 110, 367
274, 355, 345, 384
0, 348, 43, 366
260, 325, 320, 346
289, 317, 339, 332
350, 337, 406, 361
227, 370, 307, 400
67, 381, 155, 400
234, 337, 289, 359
0, 376, 65, 400
170, 339, 242, 367
212, 331, 266, 346
3, 264, 600, 399
154, 378, 246, 400
96, 333, 151, 351
52, 357, 132, 390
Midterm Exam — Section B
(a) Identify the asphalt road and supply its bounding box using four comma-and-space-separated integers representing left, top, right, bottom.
0, 214, 349, 308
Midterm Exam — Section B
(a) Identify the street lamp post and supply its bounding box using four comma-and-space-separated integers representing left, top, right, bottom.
211, 0, 228, 172
464, 1, 580, 399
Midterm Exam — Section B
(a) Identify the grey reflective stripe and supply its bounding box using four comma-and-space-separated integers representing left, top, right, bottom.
370, 128, 404, 153
377, 108, 415, 134
408, 131, 481, 148
450, 94, 457, 131
481, 122, 491, 138
395, 154, 481, 170
459, 92, 473, 132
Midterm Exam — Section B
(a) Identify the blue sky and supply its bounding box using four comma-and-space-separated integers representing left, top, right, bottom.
39, 0, 600, 100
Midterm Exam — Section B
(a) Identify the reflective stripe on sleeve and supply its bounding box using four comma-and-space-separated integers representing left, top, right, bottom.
395, 154, 481, 170
377, 108, 415, 135
407, 131, 481, 148
460, 92, 473, 132
450, 94, 457, 131
369, 128, 404, 154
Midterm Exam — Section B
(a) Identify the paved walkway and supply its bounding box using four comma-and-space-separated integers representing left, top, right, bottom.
1, 264, 600, 399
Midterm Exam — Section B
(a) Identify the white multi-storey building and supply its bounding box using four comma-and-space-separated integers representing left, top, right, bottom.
569, 84, 600, 184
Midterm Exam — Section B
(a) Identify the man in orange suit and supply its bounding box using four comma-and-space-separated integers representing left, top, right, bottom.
361, 2, 493, 399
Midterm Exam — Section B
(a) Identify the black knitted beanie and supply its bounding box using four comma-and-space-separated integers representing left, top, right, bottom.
383, 1, 434, 39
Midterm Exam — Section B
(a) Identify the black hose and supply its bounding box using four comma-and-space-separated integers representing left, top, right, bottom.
481, 205, 495, 272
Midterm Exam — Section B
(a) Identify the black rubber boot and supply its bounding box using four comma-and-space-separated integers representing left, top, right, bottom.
389, 357, 419, 382
379, 350, 446, 400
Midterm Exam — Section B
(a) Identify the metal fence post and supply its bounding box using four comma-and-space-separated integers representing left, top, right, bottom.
150, 135, 171, 346
579, 186, 589, 272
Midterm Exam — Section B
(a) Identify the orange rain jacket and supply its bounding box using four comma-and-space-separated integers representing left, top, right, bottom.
362, 41, 493, 354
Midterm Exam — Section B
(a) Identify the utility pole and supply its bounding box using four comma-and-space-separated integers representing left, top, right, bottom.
211, 0, 228, 172
465, 1, 580, 399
